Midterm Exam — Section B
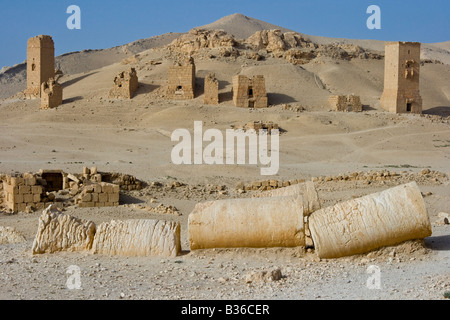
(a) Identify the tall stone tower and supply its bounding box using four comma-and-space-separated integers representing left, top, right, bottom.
380, 42, 422, 114
167, 57, 196, 100
26, 35, 55, 98
232, 75, 268, 108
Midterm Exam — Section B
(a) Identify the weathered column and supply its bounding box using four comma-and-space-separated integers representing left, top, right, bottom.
92, 219, 181, 257
253, 181, 320, 215
32, 205, 96, 254
309, 182, 432, 259
189, 195, 305, 250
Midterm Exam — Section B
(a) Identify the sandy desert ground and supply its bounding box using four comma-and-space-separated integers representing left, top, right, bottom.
0, 14, 449, 300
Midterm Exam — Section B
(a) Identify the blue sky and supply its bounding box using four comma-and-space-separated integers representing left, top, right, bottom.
0, 0, 449, 68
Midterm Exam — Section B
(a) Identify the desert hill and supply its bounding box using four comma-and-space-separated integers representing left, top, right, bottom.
199, 13, 294, 39
0, 14, 450, 101
201, 13, 450, 66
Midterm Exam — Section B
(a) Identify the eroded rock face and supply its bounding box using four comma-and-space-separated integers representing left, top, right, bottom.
246, 30, 314, 53
32, 205, 96, 254
168, 28, 236, 55
188, 195, 305, 250
309, 182, 432, 259
92, 219, 181, 258
0, 226, 26, 245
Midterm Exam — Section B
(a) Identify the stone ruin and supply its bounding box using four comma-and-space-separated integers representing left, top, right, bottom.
189, 181, 432, 259
32, 205, 181, 257
241, 121, 279, 134
1, 171, 66, 213
22, 177, 436, 259
25, 35, 55, 99
204, 73, 219, 105
232, 75, 268, 108
75, 182, 120, 208
328, 95, 362, 112
0, 168, 144, 213
167, 57, 196, 100
109, 68, 139, 99
381, 42, 423, 114
41, 77, 63, 109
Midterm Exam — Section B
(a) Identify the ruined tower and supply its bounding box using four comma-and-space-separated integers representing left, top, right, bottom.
109, 68, 139, 99
26, 35, 55, 98
232, 75, 268, 108
380, 42, 422, 114
204, 73, 219, 105
167, 57, 196, 100
41, 77, 63, 109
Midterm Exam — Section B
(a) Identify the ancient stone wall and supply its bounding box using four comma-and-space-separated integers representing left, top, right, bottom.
204, 73, 219, 105
26, 35, 55, 98
236, 178, 306, 192
380, 42, 422, 114
75, 182, 120, 208
232, 75, 268, 108
167, 57, 195, 100
2, 173, 55, 213
109, 68, 139, 99
347, 95, 363, 112
41, 78, 63, 109
328, 95, 362, 112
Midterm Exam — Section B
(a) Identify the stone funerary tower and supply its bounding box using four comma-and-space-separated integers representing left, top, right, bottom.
232, 75, 268, 108
26, 35, 55, 98
380, 42, 422, 114
167, 57, 196, 100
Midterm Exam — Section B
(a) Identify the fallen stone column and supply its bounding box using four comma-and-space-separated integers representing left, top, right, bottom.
309, 182, 432, 259
92, 219, 181, 257
189, 195, 305, 250
253, 181, 320, 215
32, 205, 96, 254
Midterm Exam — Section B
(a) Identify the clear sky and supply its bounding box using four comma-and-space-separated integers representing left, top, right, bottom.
0, 0, 449, 68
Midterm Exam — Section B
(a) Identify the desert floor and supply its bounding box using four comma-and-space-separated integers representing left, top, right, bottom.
0, 91, 449, 300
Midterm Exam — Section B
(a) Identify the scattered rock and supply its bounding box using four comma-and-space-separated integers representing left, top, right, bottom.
0, 226, 26, 245
437, 212, 450, 225
245, 268, 283, 283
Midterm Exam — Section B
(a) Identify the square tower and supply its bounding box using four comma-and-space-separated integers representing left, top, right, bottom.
26, 35, 55, 98
109, 68, 139, 99
232, 75, 268, 108
380, 42, 422, 114
167, 57, 196, 100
